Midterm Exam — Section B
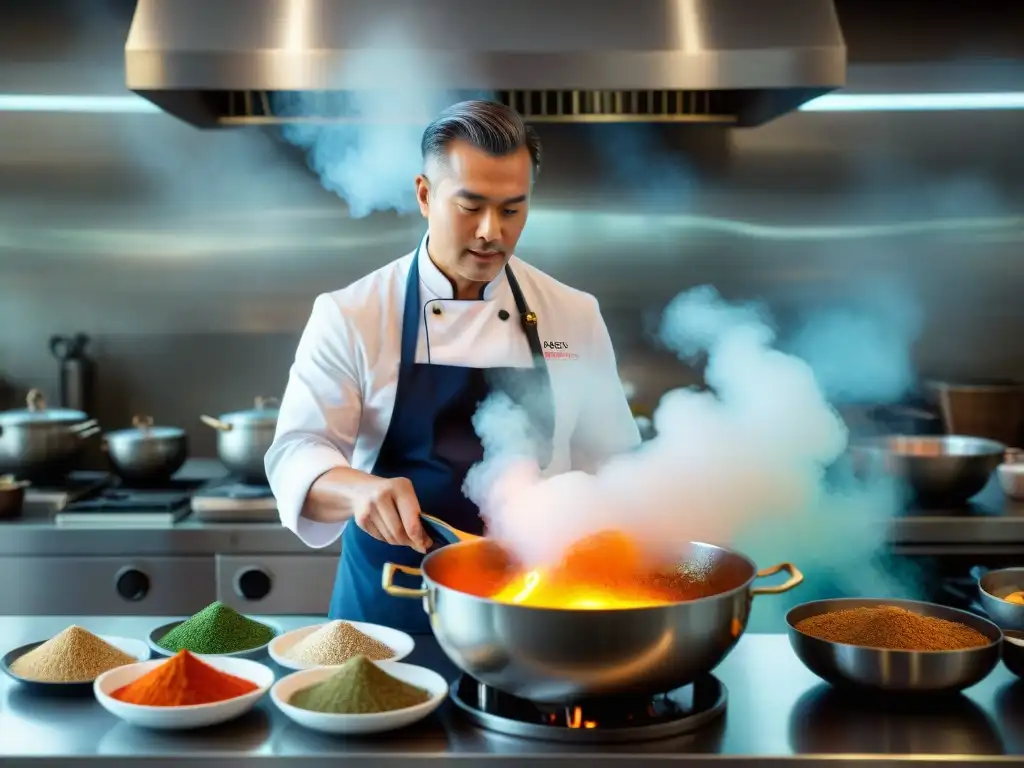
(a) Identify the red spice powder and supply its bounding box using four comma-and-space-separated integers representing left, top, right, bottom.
111, 649, 258, 706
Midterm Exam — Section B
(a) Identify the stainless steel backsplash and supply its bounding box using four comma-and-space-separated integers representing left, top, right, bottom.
1, 2, 1023, 459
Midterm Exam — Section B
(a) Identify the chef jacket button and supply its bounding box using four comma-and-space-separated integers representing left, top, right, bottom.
498, 309, 510, 321
432, 305, 442, 316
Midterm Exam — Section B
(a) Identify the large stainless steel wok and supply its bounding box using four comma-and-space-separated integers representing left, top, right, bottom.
382, 516, 803, 703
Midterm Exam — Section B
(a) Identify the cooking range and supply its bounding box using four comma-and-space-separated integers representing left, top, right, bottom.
23, 470, 277, 523
450, 673, 727, 743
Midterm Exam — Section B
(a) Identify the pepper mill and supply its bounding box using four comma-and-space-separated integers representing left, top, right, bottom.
49, 333, 96, 414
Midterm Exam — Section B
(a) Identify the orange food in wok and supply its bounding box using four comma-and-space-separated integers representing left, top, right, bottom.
488, 530, 709, 610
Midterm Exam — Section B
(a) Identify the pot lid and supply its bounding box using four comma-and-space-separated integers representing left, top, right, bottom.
106, 414, 185, 440
0, 389, 88, 425
221, 396, 280, 424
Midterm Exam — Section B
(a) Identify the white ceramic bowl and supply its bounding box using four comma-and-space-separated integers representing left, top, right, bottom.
94, 655, 275, 730
271, 660, 447, 735
269, 621, 415, 671
147, 618, 282, 660
998, 463, 1024, 501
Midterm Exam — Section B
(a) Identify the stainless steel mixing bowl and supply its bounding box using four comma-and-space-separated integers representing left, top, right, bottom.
976, 567, 1024, 630
787, 597, 1002, 695
383, 521, 803, 703
850, 435, 1006, 505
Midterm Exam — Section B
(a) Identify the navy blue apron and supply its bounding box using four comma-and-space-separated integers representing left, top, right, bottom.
328, 245, 555, 633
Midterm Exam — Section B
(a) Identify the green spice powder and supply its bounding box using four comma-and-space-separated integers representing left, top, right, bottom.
157, 602, 275, 654
289, 655, 431, 714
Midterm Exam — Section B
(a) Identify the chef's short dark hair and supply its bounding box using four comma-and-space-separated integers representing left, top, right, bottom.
421, 100, 542, 179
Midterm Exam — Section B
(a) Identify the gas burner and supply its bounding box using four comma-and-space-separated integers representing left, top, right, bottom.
450, 675, 726, 743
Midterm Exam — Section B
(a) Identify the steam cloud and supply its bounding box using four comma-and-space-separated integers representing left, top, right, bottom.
464, 285, 854, 571
274, 23, 491, 219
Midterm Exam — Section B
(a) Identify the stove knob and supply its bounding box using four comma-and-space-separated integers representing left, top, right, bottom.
235, 567, 272, 601
115, 567, 150, 602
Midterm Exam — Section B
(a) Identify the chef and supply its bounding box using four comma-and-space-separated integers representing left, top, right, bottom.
266, 100, 641, 633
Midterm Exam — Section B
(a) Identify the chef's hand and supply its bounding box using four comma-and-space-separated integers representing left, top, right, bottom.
350, 476, 433, 553
303, 468, 433, 553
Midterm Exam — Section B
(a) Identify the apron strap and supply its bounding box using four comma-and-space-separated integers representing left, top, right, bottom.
504, 266, 546, 369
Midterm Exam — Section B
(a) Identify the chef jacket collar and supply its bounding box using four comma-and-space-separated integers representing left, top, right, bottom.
418, 234, 508, 301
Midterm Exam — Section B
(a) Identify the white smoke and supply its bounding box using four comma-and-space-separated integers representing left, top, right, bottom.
275, 22, 491, 219
464, 285, 853, 571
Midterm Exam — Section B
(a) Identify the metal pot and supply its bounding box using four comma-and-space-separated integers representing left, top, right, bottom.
382, 516, 803, 703
104, 414, 188, 486
200, 396, 279, 483
0, 389, 100, 482
850, 435, 1006, 505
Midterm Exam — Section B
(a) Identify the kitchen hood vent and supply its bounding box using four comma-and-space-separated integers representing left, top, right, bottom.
126, 0, 847, 129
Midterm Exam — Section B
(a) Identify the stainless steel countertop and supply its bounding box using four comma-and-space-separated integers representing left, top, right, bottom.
2, 615, 1024, 766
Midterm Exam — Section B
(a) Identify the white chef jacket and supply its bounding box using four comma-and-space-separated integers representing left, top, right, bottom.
266, 235, 641, 549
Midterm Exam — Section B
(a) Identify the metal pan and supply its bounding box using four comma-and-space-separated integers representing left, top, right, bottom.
787, 597, 1002, 695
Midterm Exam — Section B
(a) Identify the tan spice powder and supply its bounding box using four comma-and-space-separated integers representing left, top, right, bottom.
284, 621, 396, 666
10, 625, 136, 682
795, 605, 990, 651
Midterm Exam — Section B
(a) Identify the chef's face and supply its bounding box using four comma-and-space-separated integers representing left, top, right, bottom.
416, 139, 532, 296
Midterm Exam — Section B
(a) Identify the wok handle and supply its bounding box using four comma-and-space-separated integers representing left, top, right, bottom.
751, 562, 804, 596
420, 513, 478, 544
381, 562, 427, 599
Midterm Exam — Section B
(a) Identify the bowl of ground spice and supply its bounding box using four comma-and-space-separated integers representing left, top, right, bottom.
2, 625, 149, 696
787, 598, 1002, 695
269, 620, 415, 671
94, 649, 275, 729
148, 601, 280, 659
271, 655, 447, 735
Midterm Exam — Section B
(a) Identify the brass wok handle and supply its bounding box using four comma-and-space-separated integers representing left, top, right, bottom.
750, 562, 804, 596
381, 562, 427, 599
420, 513, 479, 543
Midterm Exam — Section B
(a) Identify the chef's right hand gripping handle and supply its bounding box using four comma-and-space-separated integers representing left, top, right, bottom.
381, 514, 472, 598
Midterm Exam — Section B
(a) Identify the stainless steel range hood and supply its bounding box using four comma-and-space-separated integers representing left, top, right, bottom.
125, 0, 846, 129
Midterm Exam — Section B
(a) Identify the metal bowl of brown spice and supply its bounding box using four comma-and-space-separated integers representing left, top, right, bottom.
786, 598, 1002, 695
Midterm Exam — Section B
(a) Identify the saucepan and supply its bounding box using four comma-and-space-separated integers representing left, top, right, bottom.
382, 515, 803, 703
0, 389, 100, 482
200, 396, 279, 483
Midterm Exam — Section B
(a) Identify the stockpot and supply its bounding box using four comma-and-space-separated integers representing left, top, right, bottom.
201, 396, 279, 483
0, 389, 100, 481
383, 516, 803, 703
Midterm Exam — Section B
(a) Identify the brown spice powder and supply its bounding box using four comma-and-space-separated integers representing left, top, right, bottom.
795, 605, 990, 651
10, 625, 136, 682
